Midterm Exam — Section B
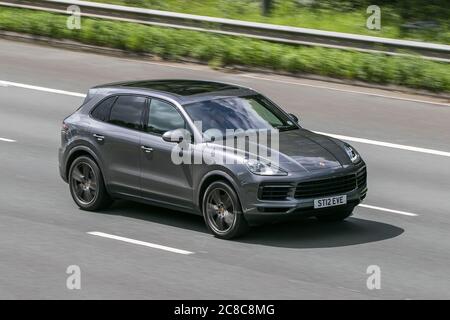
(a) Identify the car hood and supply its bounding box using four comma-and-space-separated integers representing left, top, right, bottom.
207, 129, 351, 173
275, 129, 351, 172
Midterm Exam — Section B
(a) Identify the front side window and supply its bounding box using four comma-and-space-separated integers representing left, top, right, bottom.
108, 95, 147, 130
146, 99, 185, 135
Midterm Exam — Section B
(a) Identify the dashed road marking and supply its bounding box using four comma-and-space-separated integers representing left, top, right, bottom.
87, 231, 194, 255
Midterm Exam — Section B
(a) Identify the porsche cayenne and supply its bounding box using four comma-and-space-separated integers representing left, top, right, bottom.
59, 80, 367, 239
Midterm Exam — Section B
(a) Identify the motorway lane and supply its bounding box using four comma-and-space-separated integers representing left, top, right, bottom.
1, 39, 450, 299
1, 39, 450, 150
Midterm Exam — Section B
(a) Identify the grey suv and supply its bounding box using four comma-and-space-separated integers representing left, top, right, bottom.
59, 80, 367, 239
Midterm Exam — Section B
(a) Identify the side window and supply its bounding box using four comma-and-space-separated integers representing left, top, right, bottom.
147, 99, 185, 135
91, 96, 116, 122
108, 95, 147, 130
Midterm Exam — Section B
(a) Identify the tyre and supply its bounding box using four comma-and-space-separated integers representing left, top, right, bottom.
315, 205, 355, 222
69, 156, 112, 211
202, 180, 249, 239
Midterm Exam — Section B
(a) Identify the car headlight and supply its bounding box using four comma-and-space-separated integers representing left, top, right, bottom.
344, 144, 360, 163
245, 159, 288, 176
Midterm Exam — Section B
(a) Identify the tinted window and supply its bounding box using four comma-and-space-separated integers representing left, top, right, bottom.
183, 95, 297, 134
108, 96, 147, 130
147, 99, 185, 135
91, 96, 116, 121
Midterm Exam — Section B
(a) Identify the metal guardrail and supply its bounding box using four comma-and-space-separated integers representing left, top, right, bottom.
1, 0, 449, 61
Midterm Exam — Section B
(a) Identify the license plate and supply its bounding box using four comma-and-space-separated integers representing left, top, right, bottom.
314, 195, 347, 209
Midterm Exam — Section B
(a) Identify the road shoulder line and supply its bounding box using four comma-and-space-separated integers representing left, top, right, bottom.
358, 204, 418, 217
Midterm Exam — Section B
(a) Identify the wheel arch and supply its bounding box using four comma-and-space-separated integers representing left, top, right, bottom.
65, 145, 102, 181
196, 170, 243, 212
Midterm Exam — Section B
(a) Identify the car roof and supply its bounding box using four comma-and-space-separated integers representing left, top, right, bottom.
92, 79, 257, 105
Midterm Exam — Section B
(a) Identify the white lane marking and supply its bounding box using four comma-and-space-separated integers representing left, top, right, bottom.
87, 231, 194, 255
358, 204, 418, 217
0, 137, 16, 142
3, 79, 450, 158
315, 131, 450, 158
119, 57, 207, 71
0, 80, 86, 98
241, 74, 450, 107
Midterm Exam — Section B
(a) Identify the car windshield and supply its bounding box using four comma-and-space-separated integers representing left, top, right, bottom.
183, 95, 298, 135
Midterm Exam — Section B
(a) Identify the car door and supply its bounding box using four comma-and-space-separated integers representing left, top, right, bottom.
89, 95, 147, 197
139, 98, 194, 210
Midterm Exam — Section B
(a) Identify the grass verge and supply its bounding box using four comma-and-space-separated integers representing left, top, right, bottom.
0, 8, 449, 92
91, 0, 450, 44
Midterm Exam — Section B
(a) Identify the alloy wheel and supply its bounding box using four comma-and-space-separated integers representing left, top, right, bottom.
71, 162, 98, 205
205, 188, 236, 234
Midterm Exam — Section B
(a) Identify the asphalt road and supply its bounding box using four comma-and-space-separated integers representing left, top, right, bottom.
1, 39, 450, 299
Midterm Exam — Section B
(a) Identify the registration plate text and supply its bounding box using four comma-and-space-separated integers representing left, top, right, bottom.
314, 195, 347, 209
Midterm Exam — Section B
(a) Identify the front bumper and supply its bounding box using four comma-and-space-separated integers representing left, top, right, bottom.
239, 161, 367, 225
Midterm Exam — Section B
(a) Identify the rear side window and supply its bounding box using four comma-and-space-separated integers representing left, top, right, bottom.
91, 96, 116, 121
147, 99, 185, 135
108, 96, 147, 130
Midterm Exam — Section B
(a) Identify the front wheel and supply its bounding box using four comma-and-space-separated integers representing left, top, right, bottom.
315, 205, 355, 222
202, 181, 249, 239
69, 156, 112, 211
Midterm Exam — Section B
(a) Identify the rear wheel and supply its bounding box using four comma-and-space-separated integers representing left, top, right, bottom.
69, 156, 112, 211
202, 181, 249, 239
315, 205, 355, 222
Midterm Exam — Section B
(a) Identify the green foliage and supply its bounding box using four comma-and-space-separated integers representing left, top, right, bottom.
0, 8, 448, 92
89, 0, 450, 44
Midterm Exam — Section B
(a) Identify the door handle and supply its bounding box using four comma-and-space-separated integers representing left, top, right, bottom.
93, 134, 105, 141
141, 146, 154, 153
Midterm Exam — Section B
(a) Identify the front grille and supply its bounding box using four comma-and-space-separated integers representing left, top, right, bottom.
295, 174, 356, 198
259, 185, 292, 201
357, 166, 367, 189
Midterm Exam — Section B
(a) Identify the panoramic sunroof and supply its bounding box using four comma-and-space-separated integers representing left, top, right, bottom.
120, 80, 238, 96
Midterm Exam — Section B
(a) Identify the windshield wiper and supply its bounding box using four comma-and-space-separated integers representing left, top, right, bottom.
274, 125, 297, 132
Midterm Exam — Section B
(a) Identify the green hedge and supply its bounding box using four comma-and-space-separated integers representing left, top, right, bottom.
1, 8, 449, 92
92, 0, 450, 44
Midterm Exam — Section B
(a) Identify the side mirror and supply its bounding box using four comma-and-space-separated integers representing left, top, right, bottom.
289, 113, 299, 123
162, 129, 186, 143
